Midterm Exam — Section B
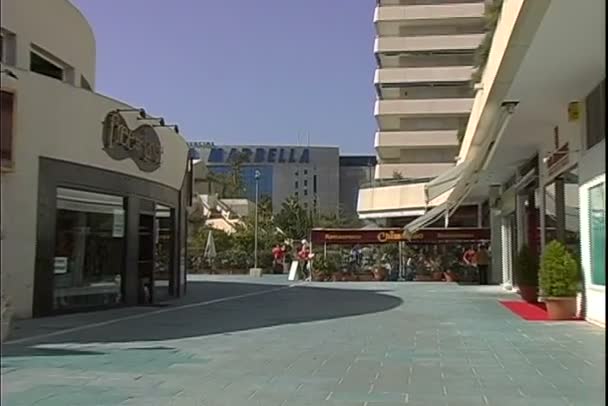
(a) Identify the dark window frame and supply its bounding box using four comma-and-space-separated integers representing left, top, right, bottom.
30, 50, 64, 81
0, 88, 16, 171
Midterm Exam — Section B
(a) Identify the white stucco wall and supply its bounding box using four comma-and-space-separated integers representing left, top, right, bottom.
1, 0, 96, 87
1, 68, 189, 318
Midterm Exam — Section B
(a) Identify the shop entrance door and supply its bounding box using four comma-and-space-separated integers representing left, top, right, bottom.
154, 204, 175, 302
138, 212, 155, 304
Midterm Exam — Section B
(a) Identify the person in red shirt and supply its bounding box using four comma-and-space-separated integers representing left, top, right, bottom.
272, 244, 285, 274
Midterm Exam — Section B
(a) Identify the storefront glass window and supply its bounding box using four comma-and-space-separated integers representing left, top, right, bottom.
589, 182, 605, 286
53, 188, 125, 310
155, 204, 174, 301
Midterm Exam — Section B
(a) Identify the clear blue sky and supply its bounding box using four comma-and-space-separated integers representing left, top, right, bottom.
71, 0, 377, 154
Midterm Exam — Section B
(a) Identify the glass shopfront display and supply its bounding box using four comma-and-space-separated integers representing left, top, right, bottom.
154, 204, 175, 301
589, 181, 605, 286
53, 188, 125, 311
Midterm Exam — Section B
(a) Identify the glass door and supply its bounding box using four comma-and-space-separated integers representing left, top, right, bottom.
154, 204, 175, 302
138, 212, 155, 304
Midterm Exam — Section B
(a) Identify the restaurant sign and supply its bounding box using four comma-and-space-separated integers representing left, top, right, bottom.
102, 111, 162, 172
311, 228, 490, 245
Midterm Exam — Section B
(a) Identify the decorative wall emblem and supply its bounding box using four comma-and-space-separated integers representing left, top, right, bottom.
102, 111, 162, 172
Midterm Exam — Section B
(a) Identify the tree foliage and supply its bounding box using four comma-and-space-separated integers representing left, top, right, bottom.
274, 196, 313, 241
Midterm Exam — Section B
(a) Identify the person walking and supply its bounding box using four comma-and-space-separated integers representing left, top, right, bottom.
475, 244, 490, 285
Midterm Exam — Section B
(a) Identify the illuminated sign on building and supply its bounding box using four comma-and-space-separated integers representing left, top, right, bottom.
207, 147, 310, 164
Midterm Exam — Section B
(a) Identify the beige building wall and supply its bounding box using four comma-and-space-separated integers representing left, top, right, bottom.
1, 0, 189, 318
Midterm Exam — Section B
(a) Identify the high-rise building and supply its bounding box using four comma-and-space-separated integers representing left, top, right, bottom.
358, 0, 486, 222
373, 0, 485, 179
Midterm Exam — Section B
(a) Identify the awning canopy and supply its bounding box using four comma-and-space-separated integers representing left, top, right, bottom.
425, 161, 470, 203
404, 202, 448, 234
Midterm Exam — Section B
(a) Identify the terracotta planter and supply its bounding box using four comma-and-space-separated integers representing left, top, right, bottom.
372, 268, 387, 281
545, 297, 577, 320
444, 272, 458, 282
431, 271, 443, 281
311, 271, 325, 282
331, 272, 341, 282
357, 273, 374, 282
415, 275, 433, 281
518, 285, 538, 303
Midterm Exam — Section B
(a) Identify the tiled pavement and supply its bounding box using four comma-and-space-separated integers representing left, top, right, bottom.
1, 275, 605, 406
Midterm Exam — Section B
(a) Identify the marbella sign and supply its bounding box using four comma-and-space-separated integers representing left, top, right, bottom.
102, 111, 162, 172
207, 147, 310, 164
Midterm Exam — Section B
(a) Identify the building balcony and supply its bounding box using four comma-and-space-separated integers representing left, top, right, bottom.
375, 98, 473, 117
374, 34, 484, 55
375, 130, 459, 151
375, 66, 474, 86
357, 182, 427, 219
375, 162, 455, 180
374, 3, 485, 37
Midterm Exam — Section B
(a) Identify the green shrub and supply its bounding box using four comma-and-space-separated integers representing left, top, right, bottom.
314, 256, 338, 276
539, 240, 581, 297
514, 244, 538, 286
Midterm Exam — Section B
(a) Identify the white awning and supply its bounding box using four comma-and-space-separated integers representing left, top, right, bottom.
425, 162, 470, 203
403, 202, 448, 234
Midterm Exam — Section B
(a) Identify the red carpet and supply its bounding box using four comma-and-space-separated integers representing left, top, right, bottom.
499, 300, 584, 321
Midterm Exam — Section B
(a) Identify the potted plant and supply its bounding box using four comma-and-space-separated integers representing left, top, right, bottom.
539, 240, 581, 320
514, 244, 539, 303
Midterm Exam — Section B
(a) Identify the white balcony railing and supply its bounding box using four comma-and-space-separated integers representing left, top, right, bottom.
374, 98, 473, 117
375, 34, 484, 54
375, 130, 459, 149
374, 3, 484, 24
375, 66, 474, 85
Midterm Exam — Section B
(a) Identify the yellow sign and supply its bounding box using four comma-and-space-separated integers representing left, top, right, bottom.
568, 102, 580, 122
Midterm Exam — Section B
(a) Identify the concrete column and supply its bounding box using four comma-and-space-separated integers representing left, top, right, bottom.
516, 194, 526, 250
501, 217, 513, 289
554, 176, 566, 243
489, 186, 502, 284
539, 186, 547, 257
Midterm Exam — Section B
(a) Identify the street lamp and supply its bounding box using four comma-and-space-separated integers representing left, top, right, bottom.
250, 170, 263, 277
254, 169, 261, 269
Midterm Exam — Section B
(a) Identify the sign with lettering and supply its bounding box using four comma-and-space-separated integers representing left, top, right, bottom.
311, 228, 490, 245
207, 147, 310, 164
102, 111, 162, 172
187, 141, 215, 148
567, 102, 580, 122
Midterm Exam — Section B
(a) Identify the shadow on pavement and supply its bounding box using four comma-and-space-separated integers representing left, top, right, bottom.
3, 281, 402, 354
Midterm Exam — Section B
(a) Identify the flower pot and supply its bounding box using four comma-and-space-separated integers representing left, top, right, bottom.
444, 271, 458, 282
331, 272, 341, 282
372, 268, 387, 281
545, 297, 577, 320
415, 275, 433, 281
431, 271, 443, 281
358, 273, 374, 282
518, 285, 538, 303
311, 271, 325, 282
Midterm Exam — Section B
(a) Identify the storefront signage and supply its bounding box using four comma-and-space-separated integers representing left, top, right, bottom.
546, 143, 570, 178
54, 257, 68, 274
187, 141, 215, 148
568, 102, 580, 122
112, 209, 125, 238
311, 228, 490, 245
207, 147, 310, 164
102, 111, 162, 172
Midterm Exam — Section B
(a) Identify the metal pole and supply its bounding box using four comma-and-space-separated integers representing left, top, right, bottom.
254, 170, 260, 269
